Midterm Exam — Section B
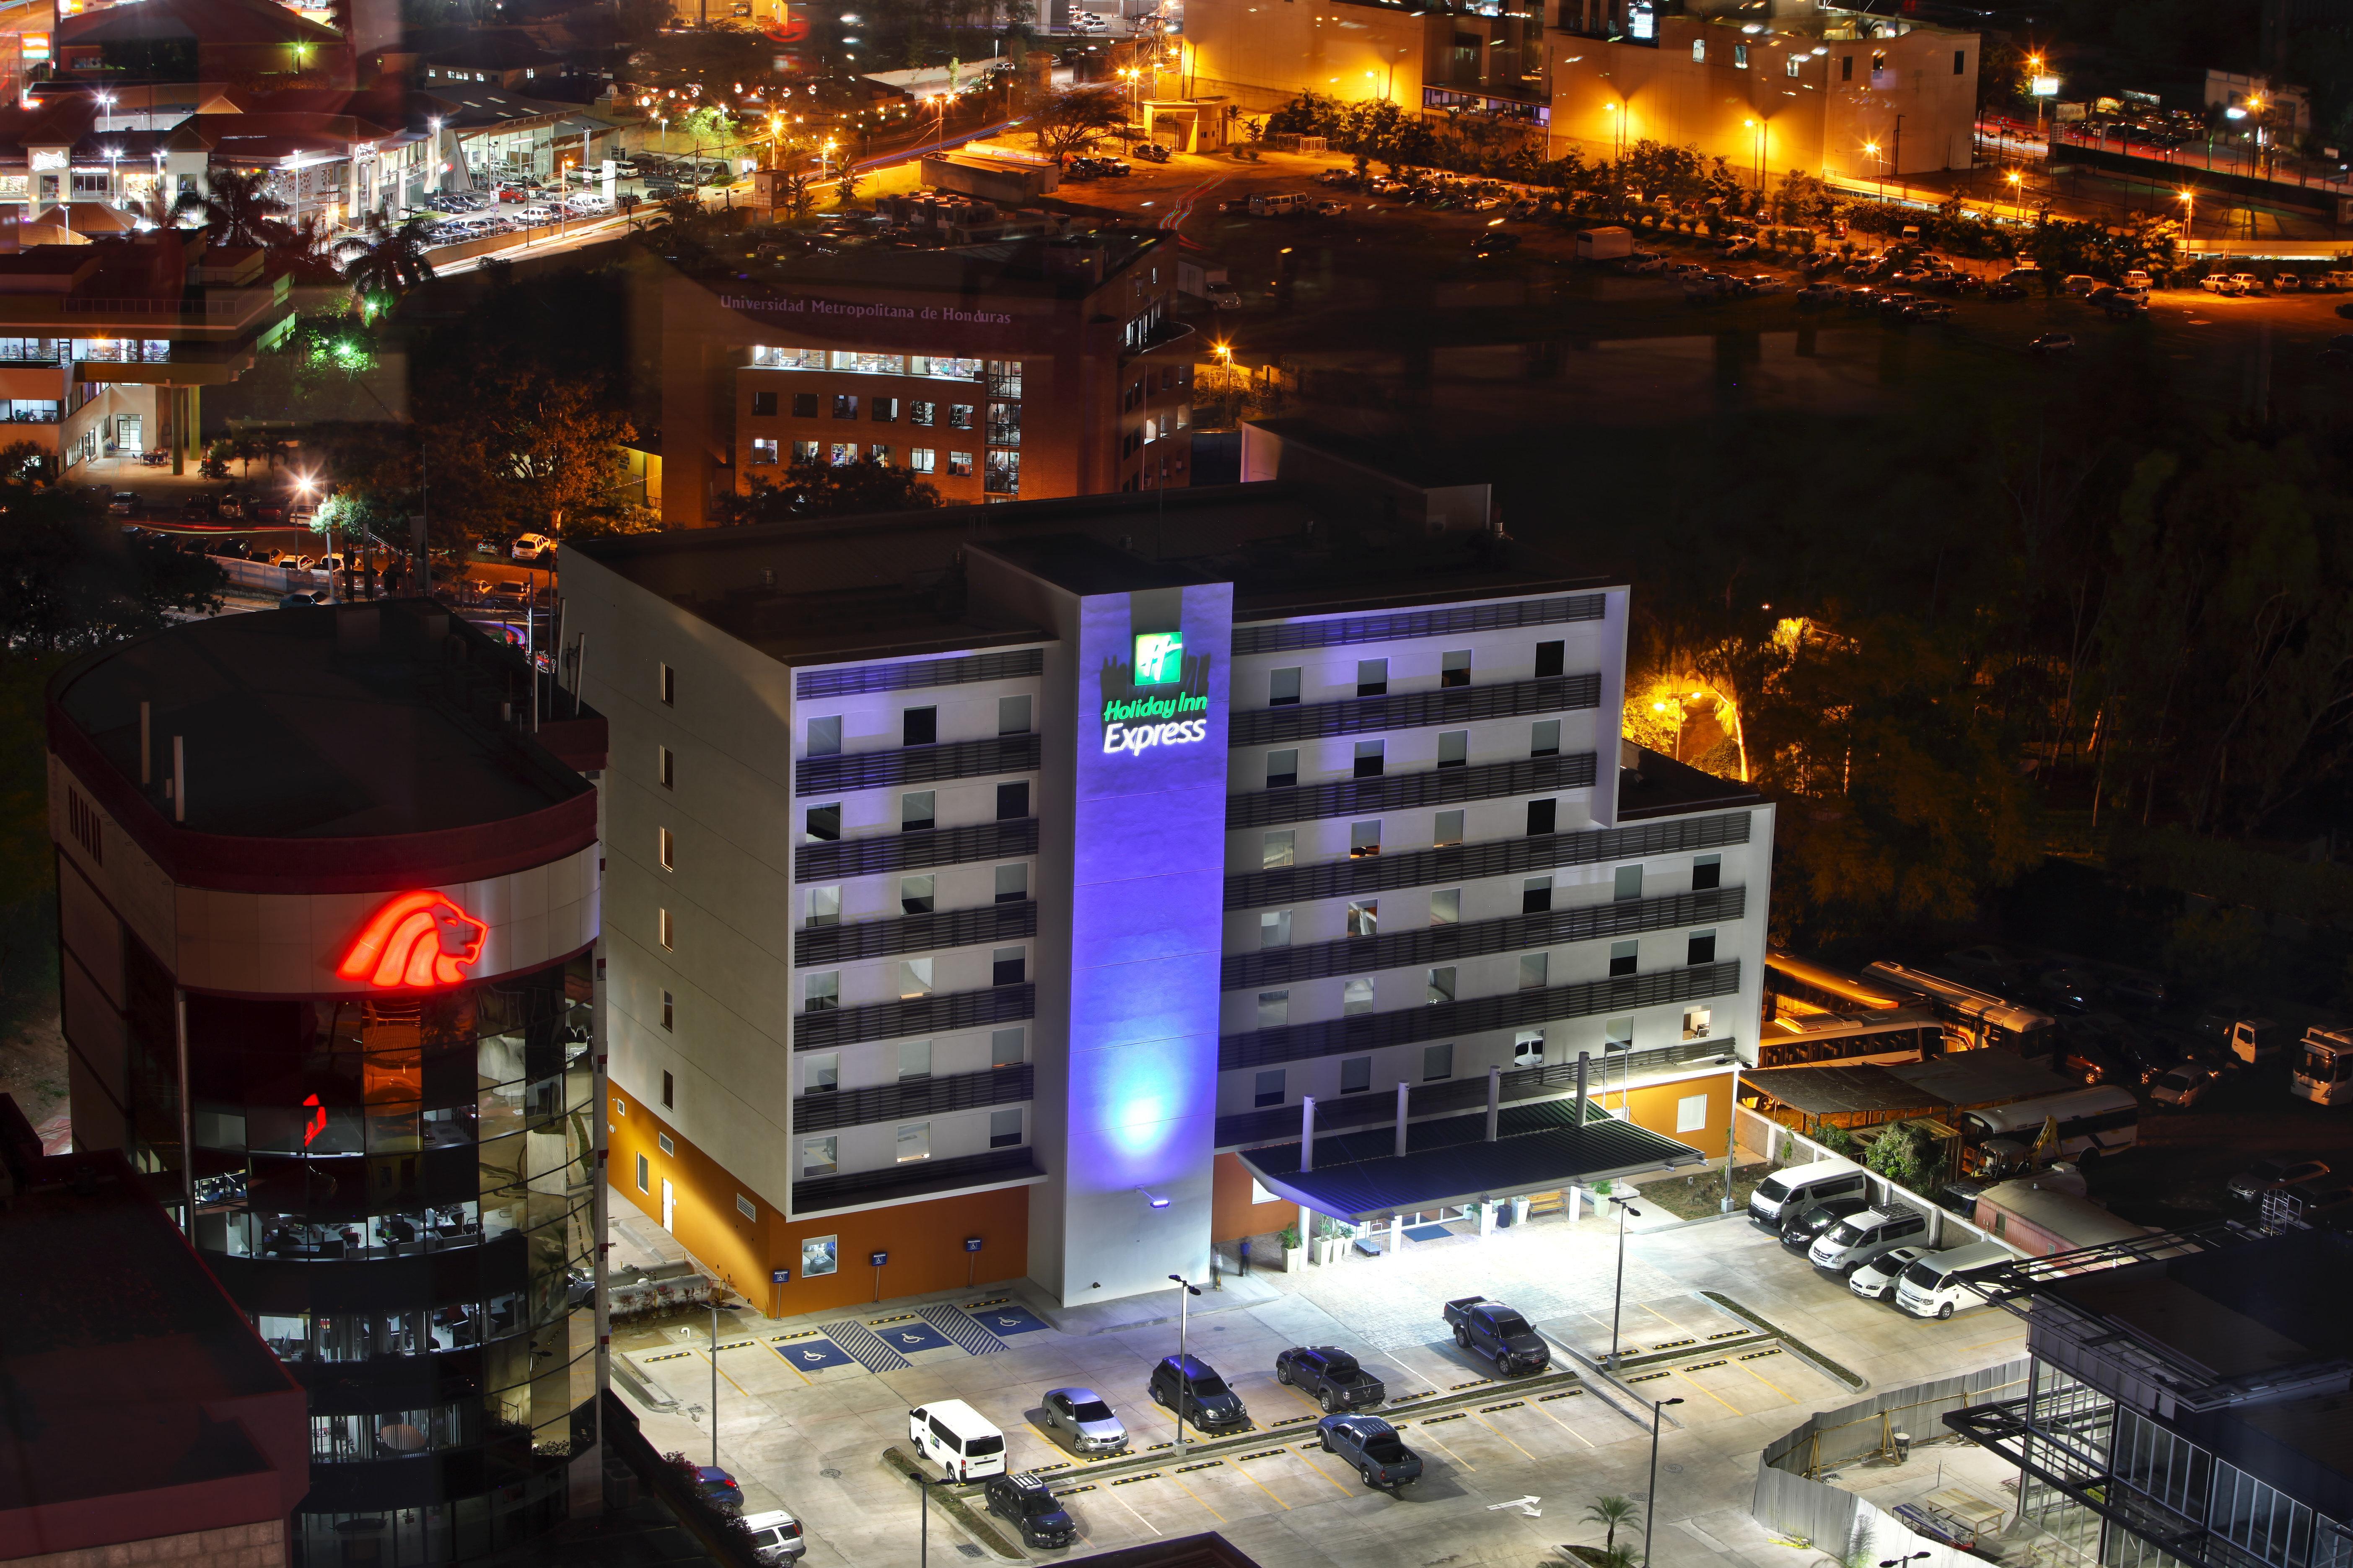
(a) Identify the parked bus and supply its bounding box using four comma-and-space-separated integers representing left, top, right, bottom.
1951, 1085, 2139, 1174
1755, 952, 1942, 1067
1766, 951, 1923, 1016
1863, 961, 2058, 1057
2291, 1026, 2353, 1105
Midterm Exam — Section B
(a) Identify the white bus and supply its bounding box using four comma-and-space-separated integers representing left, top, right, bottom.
2291, 1026, 2353, 1105
1952, 1085, 2140, 1173
1863, 961, 2058, 1057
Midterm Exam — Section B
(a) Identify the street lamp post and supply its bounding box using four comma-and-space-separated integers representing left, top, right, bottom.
1643, 1397, 1686, 1567
1168, 1273, 1202, 1453
1605, 1193, 1639, 1369
907, 1472, 941, 1568
708, 1293, 728, 1467
1863, 139, 1882, 197
2179, 187, 2197, 257
1744, 117, 1764, 193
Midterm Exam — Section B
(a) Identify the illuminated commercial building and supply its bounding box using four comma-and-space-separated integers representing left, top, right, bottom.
47, 601, 608, 1563
565, 469, 1772, 1314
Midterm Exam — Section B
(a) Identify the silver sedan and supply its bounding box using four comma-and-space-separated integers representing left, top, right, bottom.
1041, 1387, 1128, 1454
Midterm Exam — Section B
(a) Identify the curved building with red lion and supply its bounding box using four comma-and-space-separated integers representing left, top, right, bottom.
44, 599, 606, 1565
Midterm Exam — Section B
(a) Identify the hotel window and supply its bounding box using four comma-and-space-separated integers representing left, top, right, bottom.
658, 827, 674, 870
1614, 864, 1643, 901
899, 958, 933, 998
1690, 37, 1704, 60
990, 1109, 1023, 1148
1438, 730, 1468, 768
1257, 990, 1289, 1028
659, 746, 674, 787
1260, 910, 1292, 948
1426, 965, 1455, 1004
1435, 809, 1464, 847
806, 802, 841, 842
792, 393, 819, 417
1441, 649, 1471, 688
660, 663, 676, 704
1531, 719, 1560, 757
1254, 1069, 1285, 1108
1356, 658, 1388, 697
903, 706, 938, 746
993, 947, 1025, 985
1520, 951, 1550, 989
832, 395, 858, 419
1341, 1056, 1372, 1094
909, 401, 936, 426
1423, 1042, 1454, 1081
807, 715, 841, 755
635, 1153, 649, 1190
829, 442, 855, 465
1000, 695, 1032, 734
1872, 49, 1887, 71
1535, 640, 1565, 678
992, 1027, 1026, 1066
1522, 876, 1552, 914
1694, 853, 1722, 890
803, 1236, 840, 1275
805, 1053, 838, 1092
901, 790, 935, 832
910, 448, 935, 472
898, 1039, 932, 1081
897, 1124, 931, 1162
658, 908, 674, 950
948, 404, 974, 430
805, 971, 839, 1011
1342, 977, 1376, 1015
1353, 740, 1384, 779
995, 863, 1028, 902
1430, 888, 1460, 925
661, 1071, 674, 1109
658, 1133, 675, 1155
987, 402, 1021, 445
1606, 1016, 1635, 1052
1687, 928, 1718, 965
1733, 42, 1747, 66
736, 1195, 757, 1221
997, 781, 1029, 819
1683, 1006, 1714, 1042
900, 874, 935, 915
1347, 899, 1378, 938
872, 396, 897, 422
1840, 53, 1852, 80
793, 440, 819, 464
661, 991, 673, 1030
1514, 1029, 1545, 1067
1269, 667, 1301, 705
1350, 820, 1381, 858
752, 390, 777, 416
1608, 939, 1637, 977
1266, 749, 1298, 788
1953, 48, 1966, 74
1262, 829, 1294, 869
1527, 799, 1558, 835
801, 1137, 837, 1177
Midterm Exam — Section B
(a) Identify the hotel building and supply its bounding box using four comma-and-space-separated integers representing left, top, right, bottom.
564, 468, 1773, 1314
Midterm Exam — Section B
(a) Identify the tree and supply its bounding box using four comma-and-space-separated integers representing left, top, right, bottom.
1863, 1120, 1939, 1192
425, 363, 637, 539
1029, 86, 1127, 162
1583, 1496, 1641, 1555
0, 490, 223, 651
716, 459, 944, 524
835, 165, 864, 207
336, 213, 437, 303
187, 166, 288, 249
782, 171, 816, 220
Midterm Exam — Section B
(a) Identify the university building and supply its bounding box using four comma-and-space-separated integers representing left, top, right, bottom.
642, 231, 1198, 527
565, 454, 1774, 1314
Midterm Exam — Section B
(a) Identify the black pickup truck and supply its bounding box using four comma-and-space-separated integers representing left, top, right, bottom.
1275, 1345, 1386, 1411
1443, 1296, 1550, 1376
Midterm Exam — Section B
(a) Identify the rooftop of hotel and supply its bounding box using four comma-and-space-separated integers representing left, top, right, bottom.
702, 230, 1172, 303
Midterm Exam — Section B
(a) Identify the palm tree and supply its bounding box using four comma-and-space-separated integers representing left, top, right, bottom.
185, 167, 288, 249
265, 212, 343, 280
335, 213, 437, 301
1583, 1495, 1641, 1556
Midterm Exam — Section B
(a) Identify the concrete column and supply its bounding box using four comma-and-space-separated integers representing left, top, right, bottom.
1394, 1079, 1409, 1157
1478, 1201, 1496, 1236
1388, 1213, 1401, 1255
1300, 1095, 1316, 1173
1485, 1065, 1501, 1140
1298, 1204, 1312, 1267
1568, 1185, 1583, 1222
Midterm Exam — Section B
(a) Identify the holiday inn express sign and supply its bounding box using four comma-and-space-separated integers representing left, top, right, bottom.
1101, 631, 1212, 755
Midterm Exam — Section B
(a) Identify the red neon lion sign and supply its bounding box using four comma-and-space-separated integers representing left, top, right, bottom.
336, 892, 488, 990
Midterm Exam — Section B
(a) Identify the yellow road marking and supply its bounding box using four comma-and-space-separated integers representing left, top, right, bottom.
1287, 1447, 1358, 1495
1955, 1335, 2026, 1353
1225, 1462, 1293, 1511
1639, 1301, 1685, 1331
1165, 1472, 1228, 1523
1467, 1410, 1541, 1462
1527, 1400, 1597, 1448
1415, 1428, 1477, 1472
700, 1350, 749, 1399
1735, 1358, 1794, 1402
1670, 1366, 1742, 1415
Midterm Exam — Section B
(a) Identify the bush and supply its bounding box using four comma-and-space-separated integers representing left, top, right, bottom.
1864, 1120, 1938, 1192
1815, 1125, 1860, 1158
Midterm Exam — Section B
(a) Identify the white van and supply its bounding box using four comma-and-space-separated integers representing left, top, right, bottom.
909, 1399, 1007, 1480
1807, 1204, 1931, 1274
1747, 1157, 1868, 1231
1249, 192, 1310, 216
1894, 1240, 2013, 1320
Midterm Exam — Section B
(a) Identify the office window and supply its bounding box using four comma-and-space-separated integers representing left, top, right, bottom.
660, 663, 676, 705
832, 394, 858, 419
1953, 47, 1966, 74
1427, 966, 1455, 1004
1688, 928, 1718, 965
995, 863, 1028, 902
801, 1137, 837, 1177
1614, 865, 1643, 901
1353, 740, 1384, 779
1435, 809, 1464, 848
793, 392, 819, 417
1343, 977, 1376, 1015
806, 802, 840, 842
829, 443, 855, 465
1535, 640, 1565, 678
1341, 1056, 1372, 1094
872, 396, 898, 422
910, 400, 935, 426
1430, 888, 1461, 925
948, 451, 974, 476
1690, 37, 1704, 59
751, 438, 780, 466
808, 715, 842, 755
1441, 649, 1471, 688
658, 908, 674, 950
1346, 899, 1378, 938
990, 1108, 1023, 1148
869, 443, 892, 465
949, 403, 974, 429
1872, 49, 1886, 71
1606, 1016, 1635, 1051
1000, 695, 1033, 735
1260, 910, 1292, 949
659, 745, 674, 788
793, 440, 819, 464
1514, 1029, 1545, 1067
1266, 749, 1298, 788
635, 1152, 649, 1190
992, 1027, 1026, 1066
1523, 876, 1552, 914
997, 781, 1029, 819
658, 827, 674, 871
661, 990, 674, 1030
897, 1123, 931, 1163
1531, 720, 1560, 758
1840, 52, 1853, 80
1438, 730, 1468, 768
1520, 951, 1549, 989
898, 1039, 933, 1081
658, 1133, 675, 1156
1527, 799, 1557, 836
1609, 940, 1638, 978
805, 886, 840, 927
993, 946, 1025, 985
662, 1070, 674, 1109
1350, 820, 1382, 858
736, 1194, 758, 1221
903, 706, 938, 746
902, 791, 935, 832
1356, 658, 1388, 697
1677, 1091, 1710, 1131
1262, 830, 1295, 869
1257, 990, 1289, 1029
805, 1053, 839, 1092
1269, 667, 1301, 706
900, 874, 935, 915
910, 448, 935, 472
1254, 1069, 1286, 1108
900, 958, 933, 997
1423, 1042, 1454, 1080
1683, 1006, 1714, 1042
1694, 853, 1722, 891
805, 971, 839, 1011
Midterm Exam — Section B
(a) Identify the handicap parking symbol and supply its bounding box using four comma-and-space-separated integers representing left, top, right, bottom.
775, 1337, 854, 1371
971, 1305, 1050, 1337
880, 1322, 955, 1354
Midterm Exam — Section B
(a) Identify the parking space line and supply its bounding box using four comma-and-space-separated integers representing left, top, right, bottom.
1525, 1399, 1596, 1447
1638, 1301, 1686, 1332
1465, 1410, 1539, 1462
1105, 1485, 1163, 1536
1668, 1366, 1741, 1415
1955, 1334, 2026, 1353
1225, 1462, 1293, 1511
1285, 1446, 1358, 1495
699, 1349, 750, 1399
1164, 1472, 1228, 1523
1410, 1426, 1477, 1472
1733, 1358, 1793, 1402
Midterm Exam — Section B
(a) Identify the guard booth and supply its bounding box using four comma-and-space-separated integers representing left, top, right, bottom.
1141, 98, 1232, 153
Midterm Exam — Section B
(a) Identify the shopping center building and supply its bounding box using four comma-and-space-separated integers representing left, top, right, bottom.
46, 600, 607, 1563
566, 458, 1773, 1314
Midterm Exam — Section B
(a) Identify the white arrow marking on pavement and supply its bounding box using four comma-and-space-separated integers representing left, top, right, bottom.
1487, 1496, 1542, 1515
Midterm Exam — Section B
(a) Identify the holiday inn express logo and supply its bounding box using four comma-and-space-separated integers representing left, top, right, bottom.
1134, 632, 1184, 685
1099, 630, 1213, 756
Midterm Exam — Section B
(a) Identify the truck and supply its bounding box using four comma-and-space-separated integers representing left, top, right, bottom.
1576, 225, 1633, 262
1274, 1345, 1386, 1411
1443, 1296, 1550, 1375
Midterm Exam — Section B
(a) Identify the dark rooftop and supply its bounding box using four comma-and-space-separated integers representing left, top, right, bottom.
1247, 416, 1496, 490
50, 599, 597, 840
712, 231, 1170, 303
1744, 1055, 2073, 1119
976, 534, 1211, 597
1617, 743, 1765, 821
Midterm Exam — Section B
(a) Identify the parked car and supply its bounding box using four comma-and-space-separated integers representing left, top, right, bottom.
1316, 1414, 1423, 1489
1204, 280, 1242, 309
1808, 1205, 1931, 1275
2228, 1158, 2330, 1203
692, 1465, 745, 1516
2030, 333, 2077, 354
1748, 1157, 1868, 1229
512, 531, 556, 561
982, 1472, 1077, 1548
1848, 1244, 1936, 1303
1443, 1296, 1550, 1375
2150, 1064, 2222, 1109
1039, 1387, 1127, 1454
908, 1400, 1008, 1480
1780, 1193, 1875, 1254
1148, 1354, 1249, 1431
108, 490, 138, 515
741, 1509, 807, 1564
1275, 1346, 1385, 1412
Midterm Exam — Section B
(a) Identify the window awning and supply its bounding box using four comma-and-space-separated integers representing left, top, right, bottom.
1237, 1095, 1706, 1223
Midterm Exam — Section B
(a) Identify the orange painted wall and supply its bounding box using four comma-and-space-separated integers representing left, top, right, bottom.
608, 1088, 1031, 1317
1210, 1151, 1297, 1243
1597, 1069, 1733, 1156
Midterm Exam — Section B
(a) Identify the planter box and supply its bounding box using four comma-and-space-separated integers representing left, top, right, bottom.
1283, 1246, 1306, 1272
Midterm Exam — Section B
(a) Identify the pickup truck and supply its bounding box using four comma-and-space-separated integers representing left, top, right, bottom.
1443, 1296, 1550, 1375
1275, 1345, 1385, 1411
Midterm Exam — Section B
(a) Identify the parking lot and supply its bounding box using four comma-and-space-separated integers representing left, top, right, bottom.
613, 1192, 2026, 1568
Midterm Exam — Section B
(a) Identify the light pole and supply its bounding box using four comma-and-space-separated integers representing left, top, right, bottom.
1744, 117, 1763, 193
1643, 1396, 1685, 1566
908, 1471, 941, 1568
1168, 1273, 1202, 1453
1863, 139, 1882, 197
1881, 1555, 1933, 1568
2178, 187, 2196, 257
1606, 1193, 1639, 1369
708, 1291, 729, 1467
